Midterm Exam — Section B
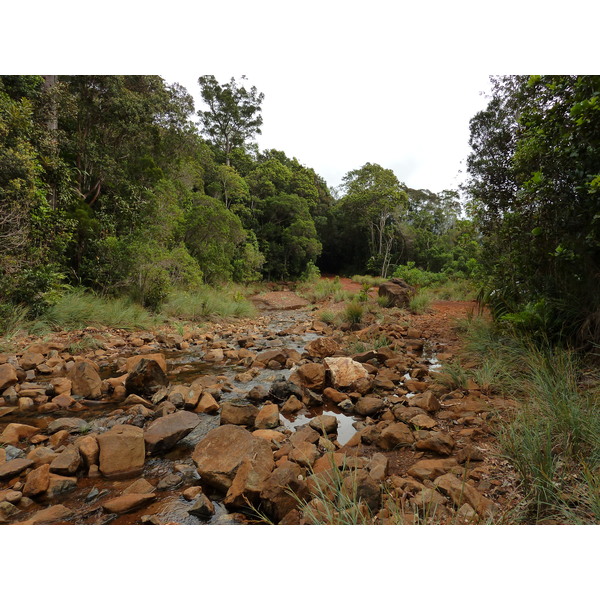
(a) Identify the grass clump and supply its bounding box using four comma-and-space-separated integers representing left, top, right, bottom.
343, 301, 364, 325
317, 309, 336, 324
409, 289, 433, 314
351, 275, 387, 287
297, 277, 343, 303
162, 287, 256, 321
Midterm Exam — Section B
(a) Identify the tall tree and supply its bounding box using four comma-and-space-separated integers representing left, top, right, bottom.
197, 75, 264, 165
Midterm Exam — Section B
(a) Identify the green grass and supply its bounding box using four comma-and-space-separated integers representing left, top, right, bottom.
317, 309, 336, 324
67, 334, 105, 354
409, 289, 433, 314
162, 287, 256, 321
343, 301, 364, 325
351, 275, 387, 287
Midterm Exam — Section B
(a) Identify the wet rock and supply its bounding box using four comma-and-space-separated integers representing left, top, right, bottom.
304, 337, 341, 359
0, 423, 40, 445
67, 360, 102, 399
324, 357, 369, 388
407, 458, 458, 482
0, 457, 34, 480
195, 392, 220, 414
434, 473, 499, 518
47, 417, 88, 435
308, 414, 338, 435
377, 422, 414, 450
192, 424, 273, 493
289, 363, 326, 391
125, 359, 169, 397
49, 445, 82, 475
259, 462, 310, 523
97, 424, 145, 479
144, 411, 200, 454
255, 403, 280, 429
354, 396, 385, 416
157, 473, 184, 491
269, 378, 303, 403
18, 504, 73, 524
23, 463, 51, 496
123, 478, 156, 495
281, 395, 304, 414
188, 493, 215, 519
0, 364, 18, 391
414, 431, 456, 456
0, 500, 20, 521
220, 402, 258, 427
103, 493, 156, 514
182, 485, 203, 501
125, 353, 167, 374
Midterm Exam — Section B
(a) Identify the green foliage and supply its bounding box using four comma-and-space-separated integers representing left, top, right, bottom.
162, 287, 256, 321
408, 289, 433, 314
343, 301, 364, 325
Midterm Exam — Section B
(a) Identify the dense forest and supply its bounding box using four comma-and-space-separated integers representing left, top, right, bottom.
1, 74, 598, 346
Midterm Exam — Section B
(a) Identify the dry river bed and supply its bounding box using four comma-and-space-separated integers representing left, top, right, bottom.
0, 293, 522, 525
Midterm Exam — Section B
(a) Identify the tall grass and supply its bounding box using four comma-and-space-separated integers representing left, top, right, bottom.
409, 289, 433, 314
297, 277, 343, 303
162, 287, 256, 321
351, 275, 387, 287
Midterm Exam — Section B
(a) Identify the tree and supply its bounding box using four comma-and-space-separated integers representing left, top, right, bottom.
197, 75, 264, 166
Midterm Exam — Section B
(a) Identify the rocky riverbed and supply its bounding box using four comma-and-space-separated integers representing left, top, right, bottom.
0, 289, 521, 525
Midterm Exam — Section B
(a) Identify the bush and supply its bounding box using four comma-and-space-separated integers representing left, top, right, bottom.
162, 286, 256, 321
409, 289, 432, 314
344, 301, 364, 325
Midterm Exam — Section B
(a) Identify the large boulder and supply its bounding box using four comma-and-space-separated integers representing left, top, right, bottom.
323, 357, 369, 389
192, 424, 274, 493
125, 359, 169, 397
305, 337, 341, 359
289, 363, 326, 391
378, 278, 415, 308
144, 411, 200, 454
97, 424, 145, 479
125, 353, 167, 374
67, 360, 102, 399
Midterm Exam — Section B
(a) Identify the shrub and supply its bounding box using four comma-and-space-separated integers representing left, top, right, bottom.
344, 301, 364, 325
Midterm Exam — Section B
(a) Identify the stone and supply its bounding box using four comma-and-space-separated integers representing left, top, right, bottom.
289, 363, 326, 391
409, 414, 437, 429
289, 442, 320, 468
49, 430, 71, 449
103, 493, 156, 514
18, 398, 34, 411
412, 488, 447, 511
434, 473, 499, 518
308, 414, 338, 435
220, 402, 258, 427
456, 445, 485, 463
324, 356, 369, 388
50, 377, 72, 396
377, 422, 414, 450
23, 463, 51, 496
0, 423, 40, 445
254, 403, 280, 429
0, 457, 34, 480
27, 446, 58, 467
0, 364, 18, 391
290, 426, 320, 446
322, 387, 349, 404
188, 493, 215, 519
281, 395, 304, 414
408, 391, 441, 413
414, 431, 456, 455
259, 461, 310, 523
192, 424, 274, 493
125, 353, 167, 374
252, 430, 286, 445
223, 447, 276, 508
368, 453, 389, 482
0, 490, 22, 504
378, 279, 415, 308
0, 500, 20, 520
67, 360, 102, 399
313, 452, 346, 473
18, 504, 73, 524
144, 411, 200, 454
49, 445, 82, 475
125, 359, 169, 397
45, 474, 77, 499
354, 396, 385, 416
123, 478, 156, 495
304, 337, 341, 359
195, 392, 220, 414
157, 473, 183, 491
342, 469, 381, 512
47, 417, 88, 435
247, 385, 269, 403
182, 486, 203, 501
407, 458, 459, 482
74, 435, 99, 467
20, 351, 45, 370
97, 424, 145, 479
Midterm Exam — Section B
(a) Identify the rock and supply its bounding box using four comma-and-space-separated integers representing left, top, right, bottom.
354, 396, 385, 416
53, 394, 75, 409
324, 357, 369, 388
50, 377, 72, 396
157, 473, 183, 490
308, 414, 338, 435
44, 474, 77, 499
47, 417, 88, 435
338, 398, 354, 412
0, 457, 34, 480
290, 426, 320, 446
144, 411, 200, 454
409, 414, 437, 429
247, 385, 269, 403
456, 445, 485, 463
0, 423, 40, 445
259, 462, 310, 522
377, 422, 414, 450
192, 424, 273, 493
269, 378, 303, 403
49, 445, 82, 475
167, 384, 189, 408
281, 395, 304, 414
23, 463, 51, 496
289, 441, 320, 468
434, 473, 499, 518
125, 353, 167, 374
182, 485, 203, 501
323, 387, 349, 404
49, 430, 71, 449
4, 445, 25, 460
123, 478, 156, 495
414, 431, 456, 455
20, 351, 45, 370
74, 435, 100, 467
188, 493, 215, 519
0, 364, 18, 391
67, 360, 102, 399
252, 430, 286, 445
27, 446, 58, 467
103, 493, 156, 514
125, 359, 169, 397
195, 392, 220, 414
378, 279, 415, 308
304, 337, 341, 359
412, 488, 447, 511
18, 397, 34, 411
97, 424, 145, 479
368, 453, 389, 481
407, 458, 459, 482
255, 403, 280, 429
313, 452, 347, 473
18, 504, 73, 524
407, 391, 441, 413
342, 469, 381, 512
220, 402, 258, 427
289, 363, 326, 391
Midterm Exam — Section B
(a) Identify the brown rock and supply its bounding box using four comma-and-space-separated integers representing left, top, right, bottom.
49, 445, 82, 475
0, 423, 40, 445
377, 422, 414, 450
223, 446, 276, 508
0, 457, 34, 479
289, 363, 326, 391
368, 453, 389, 481
18, 504, 73, 524
255, 403, 280, 429
220, 402, 258, 427
289, 441, 320, 468
290, 426, 320, 446
97, 424, 145, 479
192, 424, 273, 492
408, 391, 441, 413
252, 429, 286, 445
409, 414, 437, 429
125, 353, 167, 374
44, 474, 77, 499
378, 279, 415, 308
23, 463, 51, 496
144, 411, 200, 454
68, 360, 102, 399
27, 446, 58, 466
324, 357, 369, 388
342, 469, 381, 512
0, 364, 18, 391
20, 351, 45, 370
355, 396, 385, 416
323, 387, 349, 404
49, 429, 71, 449
182, 485, 203, 501
53, 394, 75, 409
281, 395, 304, 414
313, 452, 346, 473
414, 431, 456, 455
103, 493, 156, 514
434, 473, 499, 518
308, 414, 338, 435
259, 462, 310, 522
47, 417, 88, 435
188, 493, 215, 519
123, 478, 156, 495
50, 377, 72, 396
195, 392, 220, 414
304, 337, 341, 359
407, 458, 459, 481
125, 359, 169, 397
